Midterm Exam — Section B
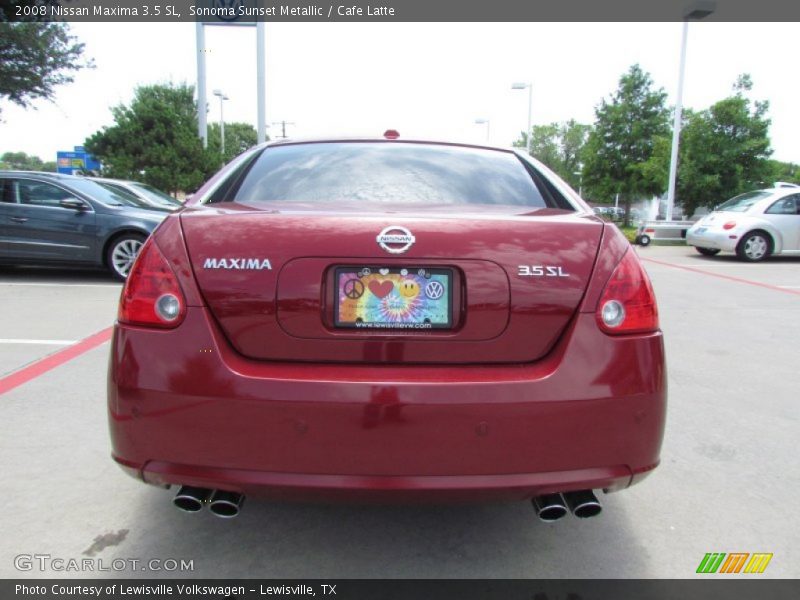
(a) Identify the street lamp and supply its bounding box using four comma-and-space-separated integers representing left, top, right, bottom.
212, 89, 229, 157
511, 82, 532, 154
665, 0, 716, 221
474, 118, 490, 142
573, 170, 583, 197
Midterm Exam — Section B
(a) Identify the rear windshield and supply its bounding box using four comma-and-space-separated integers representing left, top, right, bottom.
227, 142, 551, 210
71, 179, 152, 209
717, 191, 771, 213
131, 182, 182, 207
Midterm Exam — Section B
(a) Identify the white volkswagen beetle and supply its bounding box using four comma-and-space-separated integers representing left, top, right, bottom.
686, 186, 800, 262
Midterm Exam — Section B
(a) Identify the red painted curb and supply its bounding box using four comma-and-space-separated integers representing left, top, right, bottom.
641, 257, 800, 297
0, 326, 114, 396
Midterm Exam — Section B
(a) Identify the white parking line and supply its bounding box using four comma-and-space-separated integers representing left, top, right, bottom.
644, 262, 787, 268
778, 285, 800, 289
0, 339, 77, 346
0, 283, 119, 288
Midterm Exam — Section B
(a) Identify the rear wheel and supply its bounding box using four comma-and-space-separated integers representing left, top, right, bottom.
107, 233, 146, 280
695, 247, 720, 257
736, 231, 771, 262
638, 234, 651, 247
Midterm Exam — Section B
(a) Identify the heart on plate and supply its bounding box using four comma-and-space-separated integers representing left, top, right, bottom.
379, 268, 389, 275
369, 280, 394, 299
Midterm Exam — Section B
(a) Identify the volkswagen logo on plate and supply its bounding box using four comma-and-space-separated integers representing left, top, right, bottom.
425, 281, 444, 300
376, 226, 416, 254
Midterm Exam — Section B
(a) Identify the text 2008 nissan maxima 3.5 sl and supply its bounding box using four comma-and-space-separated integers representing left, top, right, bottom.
108, 135, 666, 521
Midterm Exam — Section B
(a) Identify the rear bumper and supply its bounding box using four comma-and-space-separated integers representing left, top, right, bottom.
686, 228, 738, 251
108, 308, 666, 502
116, 459, 655, 503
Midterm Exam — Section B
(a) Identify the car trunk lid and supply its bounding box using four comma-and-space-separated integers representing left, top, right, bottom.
180, 205, 602, 364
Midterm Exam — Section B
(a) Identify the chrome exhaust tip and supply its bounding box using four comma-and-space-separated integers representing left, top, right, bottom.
531, 493, 568, 522
208, 490, 244, 518
563, 489, 602, 518
173, 486, 213, 513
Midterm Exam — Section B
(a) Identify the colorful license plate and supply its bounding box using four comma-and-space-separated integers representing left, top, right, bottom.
334, 267, 452, 329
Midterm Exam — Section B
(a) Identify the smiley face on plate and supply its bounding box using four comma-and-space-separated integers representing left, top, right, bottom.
398, 278, 420, 299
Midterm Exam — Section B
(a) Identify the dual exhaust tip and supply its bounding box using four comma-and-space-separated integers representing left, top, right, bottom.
531, 490, 602, 522
173, 486, 244, 518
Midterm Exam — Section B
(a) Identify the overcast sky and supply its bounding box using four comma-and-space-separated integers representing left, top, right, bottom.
2, 22, 799, 164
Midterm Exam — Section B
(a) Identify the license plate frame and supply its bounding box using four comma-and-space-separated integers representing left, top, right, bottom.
333, 266, 453, 330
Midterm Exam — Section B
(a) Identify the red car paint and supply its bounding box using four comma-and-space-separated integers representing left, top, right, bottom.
108, 139, 666, 503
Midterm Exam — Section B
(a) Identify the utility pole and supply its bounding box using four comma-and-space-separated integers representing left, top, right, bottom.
271, 120, 295, 139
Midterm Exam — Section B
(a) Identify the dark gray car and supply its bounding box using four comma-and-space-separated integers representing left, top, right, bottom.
92, 177, 184, 211
0, 171, 169, 280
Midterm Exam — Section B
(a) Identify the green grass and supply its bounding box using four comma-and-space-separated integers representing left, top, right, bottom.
616, 224, 638, 243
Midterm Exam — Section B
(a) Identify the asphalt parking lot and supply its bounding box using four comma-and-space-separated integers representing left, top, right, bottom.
1, 245, 797, 579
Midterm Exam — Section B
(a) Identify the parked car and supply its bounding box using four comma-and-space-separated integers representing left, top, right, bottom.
92, 177, 183, 211
108, 135, 666, 520
686, 187, 800, 261
592, 206, 626, 220
0, 171, 169, 280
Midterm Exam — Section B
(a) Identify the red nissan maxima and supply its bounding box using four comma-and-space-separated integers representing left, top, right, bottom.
108, 134, 666, 520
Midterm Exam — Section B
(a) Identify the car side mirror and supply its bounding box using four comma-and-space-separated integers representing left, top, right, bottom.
60, 198, 88, 211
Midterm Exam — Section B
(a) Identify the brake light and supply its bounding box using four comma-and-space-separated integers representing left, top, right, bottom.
596, 249, 659, 335
118, 237, 186, 328
723, 221, 737, 230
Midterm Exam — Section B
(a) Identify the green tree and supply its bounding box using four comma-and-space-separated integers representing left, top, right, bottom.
0, 151, 43, 170
0, 151, 55, 171
560, 119, 592, 190
514, 119, 591, 190
767, 160, 800, 185
207, 121, 259, 165
85, 83, 215, 194
0, 21, 92, 116
520, 123, 560, 169
583, 64, 669, 223
676, 74, 772, 216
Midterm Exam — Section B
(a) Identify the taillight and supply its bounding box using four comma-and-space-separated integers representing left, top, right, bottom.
723, 221, 737, 230
596, 249, 659, 335
118, 237, 186, 328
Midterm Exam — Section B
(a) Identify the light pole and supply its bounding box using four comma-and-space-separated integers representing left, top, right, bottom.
665, 0, 716, 221
573, 170, 583, 197
212, 89, 229, 157
511, 82, 532, 154
474, 118, 490, 142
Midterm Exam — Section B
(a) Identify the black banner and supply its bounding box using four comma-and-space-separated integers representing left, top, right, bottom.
3, 580, 800, 600
2, 0, 800, 23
